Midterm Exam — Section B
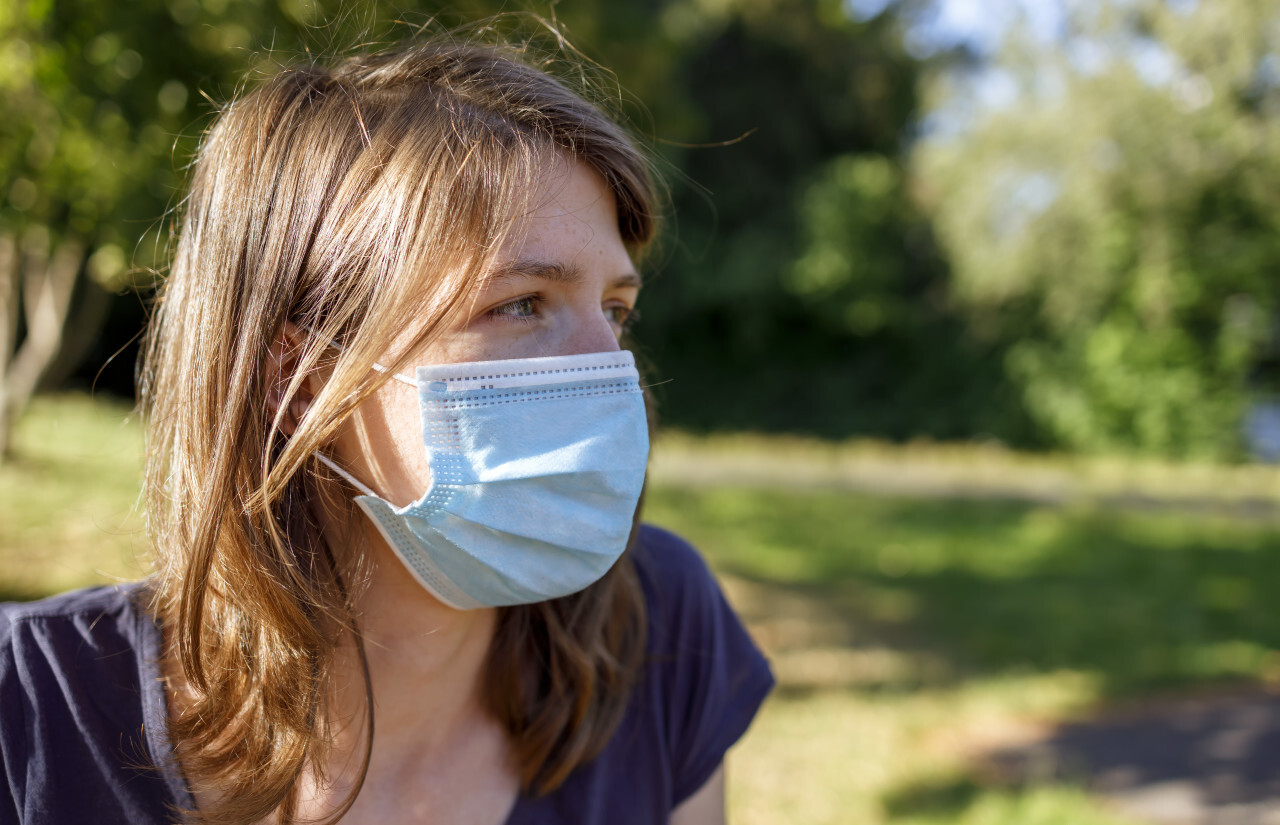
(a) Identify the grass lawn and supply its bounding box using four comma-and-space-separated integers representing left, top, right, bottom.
8, 395, 1280, 823
643, 483, 1280, 824
0, 393, 147, 601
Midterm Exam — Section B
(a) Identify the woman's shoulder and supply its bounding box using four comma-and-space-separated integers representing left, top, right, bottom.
513, 526, 773, 823
632, 522, 709, 579
2, 580, 146, 624
632, 524, 774, 801
1, 582, 153, 671
0, 582, 158, 746
1, 583, 187, 824
1, 584, 157, 687
631, 524, 755, 646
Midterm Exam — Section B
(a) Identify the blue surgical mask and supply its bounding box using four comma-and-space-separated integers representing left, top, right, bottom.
315, 350, 649, 609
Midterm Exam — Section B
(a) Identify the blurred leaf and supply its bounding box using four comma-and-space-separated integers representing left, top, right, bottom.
916, 0, 1280, 457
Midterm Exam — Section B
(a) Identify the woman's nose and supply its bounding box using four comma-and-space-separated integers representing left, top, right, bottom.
562, 307, 622, 356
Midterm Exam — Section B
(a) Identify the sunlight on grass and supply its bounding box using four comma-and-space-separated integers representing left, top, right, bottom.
0, 393, 147, 599
651, 430, 1280, 507
885, 784, 1141, 825
643, 478, 1280, 823
725, 672, 1138, 825
644, 484, 1280, 693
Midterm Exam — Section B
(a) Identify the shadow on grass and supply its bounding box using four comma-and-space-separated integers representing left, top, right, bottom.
880, 777, 984, 819
877, 773, 1131, 824
982, 689, 1280, 821
646, 484, 1280, 695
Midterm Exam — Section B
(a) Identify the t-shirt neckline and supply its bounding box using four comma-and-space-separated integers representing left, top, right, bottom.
127, 583, 531, 823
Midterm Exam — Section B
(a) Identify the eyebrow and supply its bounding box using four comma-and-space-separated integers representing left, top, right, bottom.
481, 260, 642, 290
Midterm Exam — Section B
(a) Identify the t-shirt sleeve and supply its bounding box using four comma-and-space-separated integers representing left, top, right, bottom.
0, 607, 26, 825
0, 587, 189, 825
636, 526, 775, 807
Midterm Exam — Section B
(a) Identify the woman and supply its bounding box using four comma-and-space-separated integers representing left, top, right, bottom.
0, 31, 772, 825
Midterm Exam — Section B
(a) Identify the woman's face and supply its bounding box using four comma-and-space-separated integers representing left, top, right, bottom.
330, 158, 641, 508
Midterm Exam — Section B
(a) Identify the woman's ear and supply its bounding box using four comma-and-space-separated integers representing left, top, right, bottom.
265, 320, 315, 437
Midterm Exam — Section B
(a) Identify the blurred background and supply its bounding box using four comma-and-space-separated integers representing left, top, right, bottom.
5, 0, 1280, 822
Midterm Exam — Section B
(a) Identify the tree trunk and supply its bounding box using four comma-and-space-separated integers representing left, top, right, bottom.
0, 233, 18, 458
38, 277, 113, 394
0, 228, 85, 460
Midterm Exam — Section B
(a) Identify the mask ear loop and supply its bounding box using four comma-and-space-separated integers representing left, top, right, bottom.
298, 324, 418, 495
301, 325, 419, 388
314, 452, 379, 498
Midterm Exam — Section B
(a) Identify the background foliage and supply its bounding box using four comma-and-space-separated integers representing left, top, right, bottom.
916, 0, 1280, 458
4, 0, 1280, 458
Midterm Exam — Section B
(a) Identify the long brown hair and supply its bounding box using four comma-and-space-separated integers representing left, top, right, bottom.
140, 28, 658, 824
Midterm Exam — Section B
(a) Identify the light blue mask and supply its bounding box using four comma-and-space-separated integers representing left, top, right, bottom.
317, 350, 649, 610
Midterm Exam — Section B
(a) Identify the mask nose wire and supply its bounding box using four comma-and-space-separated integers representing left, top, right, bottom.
297, 325, 417, 497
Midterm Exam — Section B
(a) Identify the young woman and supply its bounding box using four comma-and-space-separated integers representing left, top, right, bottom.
0, 31, 772, 825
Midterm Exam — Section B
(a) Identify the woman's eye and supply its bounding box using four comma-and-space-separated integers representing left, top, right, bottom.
606, 305, 638, 332
489, 296, 540, 321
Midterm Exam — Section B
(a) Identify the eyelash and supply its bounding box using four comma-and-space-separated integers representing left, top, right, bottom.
486, 295, 640, 334
607, 305, 640, 332
488, 296, 541, 323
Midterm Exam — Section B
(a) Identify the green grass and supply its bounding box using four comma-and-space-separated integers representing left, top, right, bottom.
643, 483, 1280, 822
0, 393, 147, 601
644, 485, 1280, 693
11, 395, 1280, 824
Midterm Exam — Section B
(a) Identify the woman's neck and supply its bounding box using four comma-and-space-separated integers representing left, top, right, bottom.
291, 526, 518, 824
344, 536, 499, 744
164, 520, 518, 824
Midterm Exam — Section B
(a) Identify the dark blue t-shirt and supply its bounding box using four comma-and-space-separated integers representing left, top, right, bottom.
0, 526, 773, 824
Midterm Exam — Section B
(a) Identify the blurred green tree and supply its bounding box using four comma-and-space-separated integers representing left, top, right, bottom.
916, 0, 1280, 458
0, 0, 322, 456
631, 0, 1018, 441
4, 0, 1002, 453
